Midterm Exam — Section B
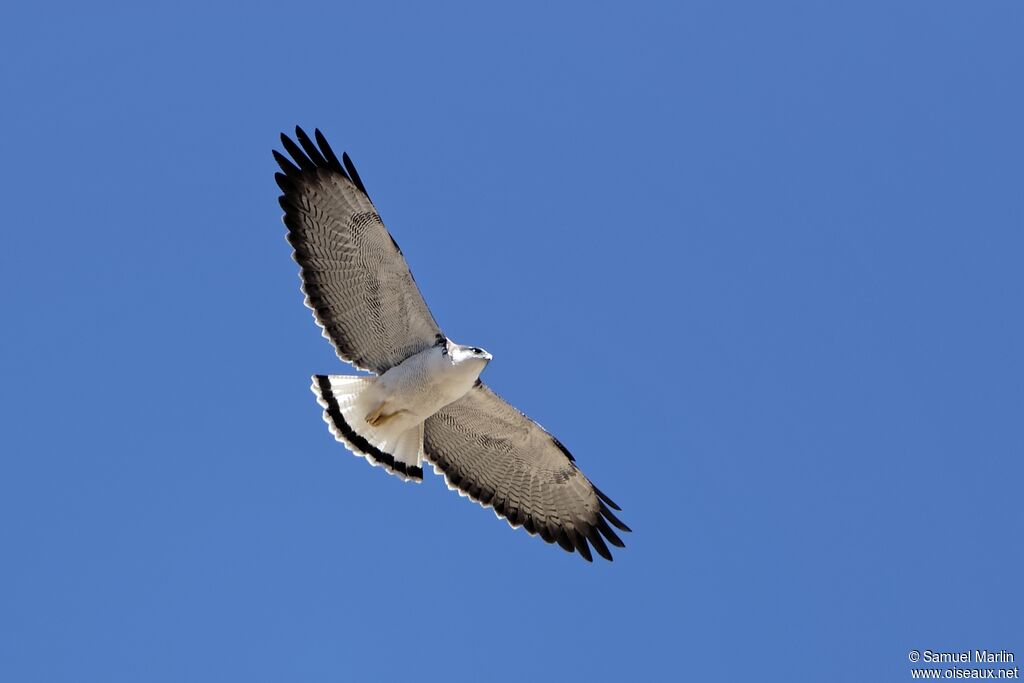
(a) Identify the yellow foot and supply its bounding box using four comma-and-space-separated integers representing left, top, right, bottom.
365, 401, 406, 427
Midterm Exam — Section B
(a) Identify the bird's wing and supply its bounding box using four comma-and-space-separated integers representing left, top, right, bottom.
423, 383, 630, 562
274, 127, 443, 374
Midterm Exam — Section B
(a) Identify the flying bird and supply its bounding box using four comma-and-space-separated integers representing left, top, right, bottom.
273, 127, 630, 561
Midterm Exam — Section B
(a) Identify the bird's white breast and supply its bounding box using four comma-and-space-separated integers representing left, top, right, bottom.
374, 344, 485, 423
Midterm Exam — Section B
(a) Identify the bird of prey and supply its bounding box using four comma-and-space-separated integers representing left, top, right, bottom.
273, 127, 630, 561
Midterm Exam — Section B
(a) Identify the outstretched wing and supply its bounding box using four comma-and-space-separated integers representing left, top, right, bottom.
274, 127, 442, 374
423, 383, 631, 562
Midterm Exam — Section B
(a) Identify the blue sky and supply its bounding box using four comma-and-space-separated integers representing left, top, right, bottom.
2, 2, 1021, 681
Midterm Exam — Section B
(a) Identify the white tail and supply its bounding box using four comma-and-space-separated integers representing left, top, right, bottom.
311, 375, 424, 481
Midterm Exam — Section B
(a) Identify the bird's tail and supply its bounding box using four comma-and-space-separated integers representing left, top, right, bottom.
310, 375, 424, 481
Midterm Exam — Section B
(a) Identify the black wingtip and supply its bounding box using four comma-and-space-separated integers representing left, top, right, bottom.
555, 528, 575, 553
586, 526, 614, 561
275, 127, 371, 200
600, 502, 631, 533
294, 126, 328, 167
550, 436, 576, 463
274, 172, 294, 193
280, 133, 316, 172
592, 485, 621, 511
314, 128, 347, 175
273, 149, 300, 176
341, 151, 369, 197
596, 516, 625, 548
572, 529, 594, 562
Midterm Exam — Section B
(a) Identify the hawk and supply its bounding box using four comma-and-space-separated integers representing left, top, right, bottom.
274, 127, 630, 561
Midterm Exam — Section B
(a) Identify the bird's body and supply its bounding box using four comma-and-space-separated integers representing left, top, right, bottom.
361, 342, 489, 432
274, 127, 630, 561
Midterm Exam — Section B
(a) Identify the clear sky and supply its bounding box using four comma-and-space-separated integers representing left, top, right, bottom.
2, 2, 1021, 681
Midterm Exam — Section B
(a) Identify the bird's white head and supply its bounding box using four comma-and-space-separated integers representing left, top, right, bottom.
450, 342, 492, 366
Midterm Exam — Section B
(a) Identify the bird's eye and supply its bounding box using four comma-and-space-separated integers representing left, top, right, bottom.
472, 347, 482, 354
